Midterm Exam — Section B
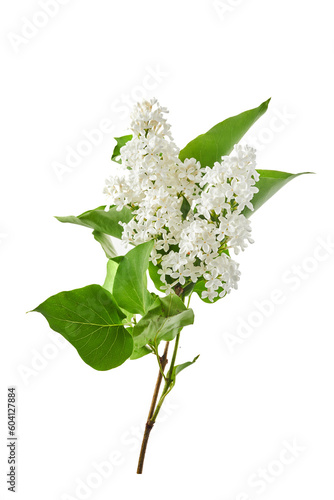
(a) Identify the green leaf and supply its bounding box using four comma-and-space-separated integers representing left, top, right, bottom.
243, 170, 311, 217
111, 135, 133, 163
173, 355, 200, 379
160, 328, 180, 342
181, 196, 191, 220
124, 326, 152, 359
32, 285, 133, 371
179, 98, 270, 167
148, 261, 165, 292
113, 240, 155, 315
133, 294, 195, 349
93, 230, 117, 258
103, 257, 134, 323
103, 257, 124, 294
55, 205, 133, 240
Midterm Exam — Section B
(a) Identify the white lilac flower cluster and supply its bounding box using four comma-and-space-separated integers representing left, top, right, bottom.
104, 99, 259, 302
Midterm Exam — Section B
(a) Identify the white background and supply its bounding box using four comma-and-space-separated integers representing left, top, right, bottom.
1, 1, 333, 499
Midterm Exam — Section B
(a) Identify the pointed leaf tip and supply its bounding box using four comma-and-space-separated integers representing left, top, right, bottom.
179, 99, 271, 167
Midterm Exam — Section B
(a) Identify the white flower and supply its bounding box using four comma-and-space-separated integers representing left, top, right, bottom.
202, 289, 219, 302
104, 99, 259, 302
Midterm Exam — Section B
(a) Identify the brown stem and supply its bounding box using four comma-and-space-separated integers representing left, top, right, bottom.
136, 341, 169, 474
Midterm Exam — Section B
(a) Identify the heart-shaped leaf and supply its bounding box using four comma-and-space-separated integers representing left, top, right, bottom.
32, 285, 133, 371
179, 99, 270, 167
55, 205, 133, 240
113, 240, 155, 315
